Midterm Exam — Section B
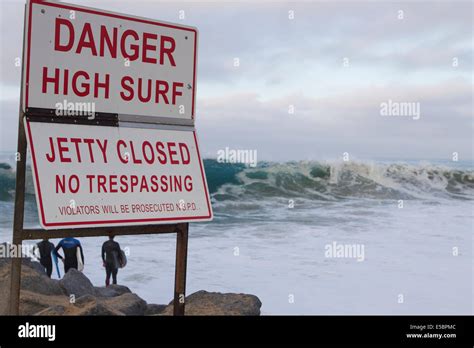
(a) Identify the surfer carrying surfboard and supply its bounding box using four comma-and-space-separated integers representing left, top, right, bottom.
54, 237, 85, 274
34, 239, 55, 278
101, 235, 125, 287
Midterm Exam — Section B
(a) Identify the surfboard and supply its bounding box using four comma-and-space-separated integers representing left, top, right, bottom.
119, 250, 127, 268
76, 247, 84, 272
51, 251, 61, 278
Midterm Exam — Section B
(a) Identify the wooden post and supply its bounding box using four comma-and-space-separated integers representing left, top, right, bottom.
173, 223, 189, 316
9, 4, 28, 315
9, 113, 27, 315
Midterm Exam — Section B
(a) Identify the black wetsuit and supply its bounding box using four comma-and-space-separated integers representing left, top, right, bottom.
55, 238, 84, 273
36, 240, 55, 277
102, 239, 122, 286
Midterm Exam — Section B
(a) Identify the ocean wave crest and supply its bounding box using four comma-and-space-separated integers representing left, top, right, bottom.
0, 160, 472, 203
205, 160, 474, 203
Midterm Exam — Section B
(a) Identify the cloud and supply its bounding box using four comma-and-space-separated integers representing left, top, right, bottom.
0, 0, 472, 161
196, 78, 472, 161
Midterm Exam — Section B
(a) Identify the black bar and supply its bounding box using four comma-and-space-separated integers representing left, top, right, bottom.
0, 316, 471, 346
25, 109, 119, 127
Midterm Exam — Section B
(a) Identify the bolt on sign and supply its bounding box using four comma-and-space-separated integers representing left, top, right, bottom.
23, 0, 198, 121
25, 120, 213, 229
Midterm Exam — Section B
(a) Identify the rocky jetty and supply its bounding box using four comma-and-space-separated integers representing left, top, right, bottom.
0, 257, 261, 316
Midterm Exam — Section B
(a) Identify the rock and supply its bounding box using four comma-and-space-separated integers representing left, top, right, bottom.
0, 257, 65, 315
74, 294, 97, 306
70, 301, 124, 316
0, 247, 63, 297
27, 259, 48, 275
73, 294, 124, 315
20, 265, 65, 296
145, 303, 167, 315
160, 290, 262, 316
37, 295, 124, 316
102, 293, 147, 315
35, 305, 67, 316
0, 244, 54, 293
0, 243, 46, 275
94, 284, 132, 298
59, 268, 95, 298
0, 252, 263, 316
19, 290, 69, 315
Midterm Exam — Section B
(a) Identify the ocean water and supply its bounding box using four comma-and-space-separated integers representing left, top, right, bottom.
0, 153, 472, 314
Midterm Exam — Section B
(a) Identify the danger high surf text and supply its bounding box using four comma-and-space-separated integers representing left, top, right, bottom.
40, 18, 187, 106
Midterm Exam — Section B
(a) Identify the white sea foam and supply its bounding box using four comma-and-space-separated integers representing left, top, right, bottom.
0, 158, 472, 314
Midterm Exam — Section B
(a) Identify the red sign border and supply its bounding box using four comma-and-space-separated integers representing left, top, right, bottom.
25, 119, 213, 228
24, 0, 198, 119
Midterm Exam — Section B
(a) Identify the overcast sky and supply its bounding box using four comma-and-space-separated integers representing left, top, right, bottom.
0, 0, 472, 161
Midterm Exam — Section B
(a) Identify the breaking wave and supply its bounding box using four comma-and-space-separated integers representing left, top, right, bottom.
204, 160, 474, 203
0, 160, 472, 203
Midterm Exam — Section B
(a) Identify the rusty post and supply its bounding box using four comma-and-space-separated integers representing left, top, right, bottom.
173, 223, 189, 316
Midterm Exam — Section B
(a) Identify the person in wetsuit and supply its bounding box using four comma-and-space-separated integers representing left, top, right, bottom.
35, 239, 55, 277
54, 237, 84, 273
101, 235, 123, 286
